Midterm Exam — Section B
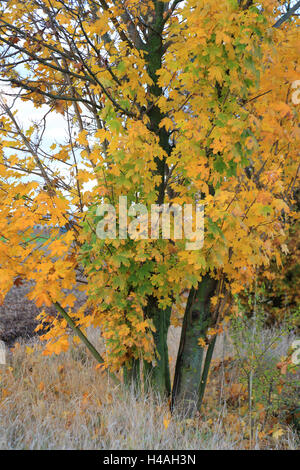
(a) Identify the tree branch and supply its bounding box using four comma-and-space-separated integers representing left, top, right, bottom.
273, 1, 300, 28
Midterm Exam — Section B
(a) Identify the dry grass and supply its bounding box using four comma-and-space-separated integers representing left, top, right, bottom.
0, 328, 299, 450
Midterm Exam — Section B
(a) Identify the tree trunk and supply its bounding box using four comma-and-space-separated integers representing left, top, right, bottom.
171, 275, 217, 416
143, 297, 171, 396
123, 358, 141, 394
197, 334, 217, 411
132, 2, 171, 398
123, 299, 171, 397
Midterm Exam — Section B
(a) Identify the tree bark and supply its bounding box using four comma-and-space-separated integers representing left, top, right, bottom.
123, 299, 171, 397
144, 297, 171, 396
123, 358, 141, 393
134, 2, 171, 397
171, 275, 217, 416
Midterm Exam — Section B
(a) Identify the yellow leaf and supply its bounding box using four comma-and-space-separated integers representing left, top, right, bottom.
54, 100, 65, 115
272, 428, 284, 440
38, 381, 45, 392
77, 130, 88, 146
26, 346, 34, 355
163, 415, 170, 430
159, 117, 174, 132
208, 66, 224, 82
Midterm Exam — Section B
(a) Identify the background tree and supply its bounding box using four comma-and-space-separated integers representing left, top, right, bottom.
0, 0, 299, 416
236, 191, 299, 328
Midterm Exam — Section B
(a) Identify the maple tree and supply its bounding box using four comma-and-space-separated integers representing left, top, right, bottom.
0, 0, 299, 416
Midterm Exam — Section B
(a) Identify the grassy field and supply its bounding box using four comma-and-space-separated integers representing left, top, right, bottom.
0, 326, 299, 450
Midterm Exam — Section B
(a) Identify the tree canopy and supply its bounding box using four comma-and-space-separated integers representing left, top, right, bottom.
0, 0, 299, 411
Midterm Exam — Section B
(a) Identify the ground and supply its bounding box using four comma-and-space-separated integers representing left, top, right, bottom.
0, 283, 299, 450
0, 282, 86, 347
0, 283, 42, 346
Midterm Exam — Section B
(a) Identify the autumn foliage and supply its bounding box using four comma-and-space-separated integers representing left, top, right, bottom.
0, 0, 299, 413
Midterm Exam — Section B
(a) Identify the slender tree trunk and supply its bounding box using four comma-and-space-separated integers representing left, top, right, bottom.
123, 299, 171, 397
144, 297, 171, 396
197, 335, 217, 411
171, 275, 217, 416
123, 358, 141, 393
129, 2, 171, 397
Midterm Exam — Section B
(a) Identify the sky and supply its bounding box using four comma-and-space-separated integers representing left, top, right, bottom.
1, 83, 67, 147
0, 84, 97, 198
